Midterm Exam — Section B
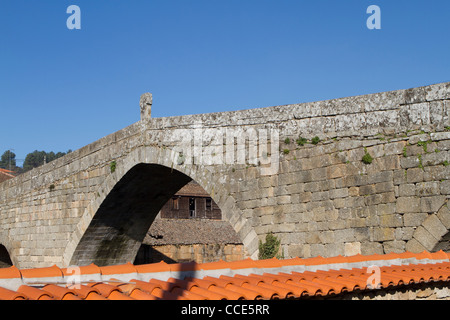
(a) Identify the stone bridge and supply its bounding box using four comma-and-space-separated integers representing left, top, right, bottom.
1, 82, 449, 269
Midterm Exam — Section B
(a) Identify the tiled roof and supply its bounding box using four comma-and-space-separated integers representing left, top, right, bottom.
174, 181, 210, 197
145, 219, 243, 245
0, 251, 449, 300
0, 169, 15, 183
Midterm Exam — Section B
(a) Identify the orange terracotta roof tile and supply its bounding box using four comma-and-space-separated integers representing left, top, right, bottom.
61, 263, 101, 276
68, 284, 107, 300
168, 261, 200, 273
1, 250, 450, 300
131, 279, 184, 300
0, 266, 21, 279
20, 265, 63, 279
43, 284, 81, 300
0, 287, 27, 300
134, 261, 170, 273
88, 282, 134, 300
196, 259, 230, 271
100, 262, 137, 275
17, 285, 54, 300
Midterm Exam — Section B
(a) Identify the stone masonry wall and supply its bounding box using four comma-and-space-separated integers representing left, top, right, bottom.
261, 129, 450, 259
0, 82, 448, 268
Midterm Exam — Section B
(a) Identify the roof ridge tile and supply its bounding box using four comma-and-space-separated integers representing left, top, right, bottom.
100, 262, 137, 275
0, 266, 22, 279
61, 263, 101, 276
21, 264, 63, 278
135, 260, 171, 273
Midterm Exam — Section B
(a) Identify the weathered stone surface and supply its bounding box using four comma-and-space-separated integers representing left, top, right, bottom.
396, 197, 421, 213
420, 196, 446, 213
403, 212, 428, 227
412, 226, 439, 251
405, 238, 428, 253
422, 214, 448, 240
437, 205, 450, 229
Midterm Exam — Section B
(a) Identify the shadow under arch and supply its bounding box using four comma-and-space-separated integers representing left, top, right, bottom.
433, 231, 450, 252
69, 163, 193, 266
0, 244, 13, 268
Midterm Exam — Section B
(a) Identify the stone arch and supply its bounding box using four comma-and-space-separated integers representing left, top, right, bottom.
63, 145, 257, 267
406, 202, 450, 253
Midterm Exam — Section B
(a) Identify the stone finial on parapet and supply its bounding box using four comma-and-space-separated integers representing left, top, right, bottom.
140, 92, 152, 121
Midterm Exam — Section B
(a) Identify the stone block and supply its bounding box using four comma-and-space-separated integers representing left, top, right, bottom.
304, 181, 321, 193
383, 240, 406, 253
334, 229, 355, 242
373, 156, 397, 173
409, 133, 430, 145
324, 243, 345, 257
329, 188, 349, 199
348, 187, 359, 197
318, 231, 335, 244
344, 242, 361, 256
393, 169, 407, 185
380, 214, 403, 228
311, 191, 329, 202
422, 214, 448, 240
396, 197, 421, 213
366, 144, 385, 158
437, 205, 450, 229
406, 168, 424, 183
287, 244, 306, 258
440, 180, 450, 195
375, 181, 394, 193
310, 167, 328, 182
416, 182, 440, 197
399, 184, 416, 197
367, 171, 393, 184
360, 242, 383, 255
413, 226, 438, 251
425, 82, 450, 101
327, 164, 347, 179
360, 184, 375, 196
403, 212, 427, 227
372, 228, 395, 241
395, 227, 415, 240
405, 238, 428, 253
384, 141, 407, 156
430, 132, 450, 141
421, 152, 448, 167
309, 244, 326, 257
420, 196, 446, 213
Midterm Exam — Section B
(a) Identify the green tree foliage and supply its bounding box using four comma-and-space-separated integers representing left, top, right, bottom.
0, 150, 16, 170
22, 150, 71, 172
258, 232, 282, 260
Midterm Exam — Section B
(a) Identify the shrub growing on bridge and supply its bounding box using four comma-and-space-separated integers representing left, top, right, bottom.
258, 233, 281, 260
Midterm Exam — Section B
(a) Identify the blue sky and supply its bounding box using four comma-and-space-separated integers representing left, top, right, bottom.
1, 0, 449, 165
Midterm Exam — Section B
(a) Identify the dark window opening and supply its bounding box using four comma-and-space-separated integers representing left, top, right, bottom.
206, 198, 212, 211
189, 197, 196, 218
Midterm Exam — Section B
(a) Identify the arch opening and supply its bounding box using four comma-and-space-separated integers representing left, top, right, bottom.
0, 244, 13, 268
69, 163, 244, 267
432, 231, 450, 252
69, 163, 192, 266
134, 180, 244, 265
